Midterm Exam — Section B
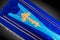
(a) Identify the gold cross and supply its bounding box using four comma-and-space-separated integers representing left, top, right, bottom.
21, 12, 40, 27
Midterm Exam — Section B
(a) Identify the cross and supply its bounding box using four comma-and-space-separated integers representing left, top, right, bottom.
21, 12, 40, 27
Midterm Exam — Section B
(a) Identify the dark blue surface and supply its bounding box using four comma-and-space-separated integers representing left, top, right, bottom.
0, 18, 34, 40
19, 0, 60, 35
0, 0, 60, 40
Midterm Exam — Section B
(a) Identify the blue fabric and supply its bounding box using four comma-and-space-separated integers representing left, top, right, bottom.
0, 0, 60, 40
8, 3, 60, 40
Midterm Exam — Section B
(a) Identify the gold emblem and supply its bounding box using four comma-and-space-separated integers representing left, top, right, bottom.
21, 12, 40, 27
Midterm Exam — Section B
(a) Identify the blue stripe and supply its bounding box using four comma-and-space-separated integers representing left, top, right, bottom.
8, 3, 60, 40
